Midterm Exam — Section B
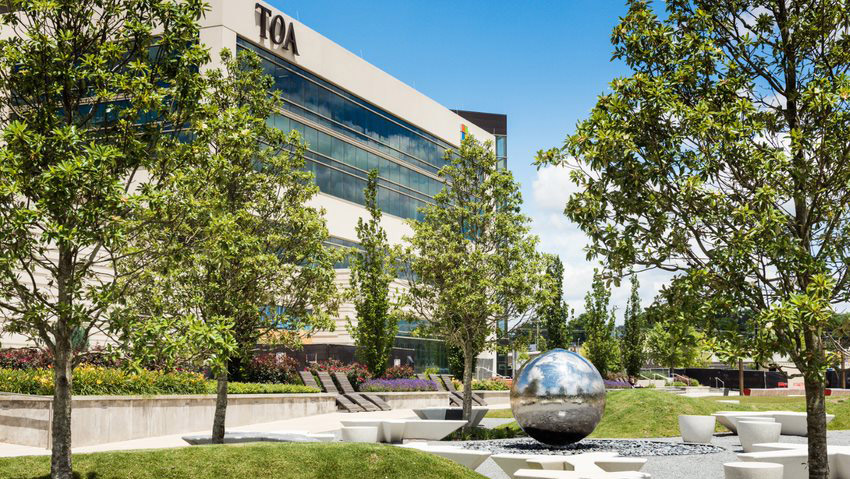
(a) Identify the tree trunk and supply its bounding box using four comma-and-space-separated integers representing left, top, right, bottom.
804, 373, 829, 479
211, 370, 228, 444
461, 347, 475, 434
51, 342, 73, 479
739, 359, 745, 393
842, 352, 846, 389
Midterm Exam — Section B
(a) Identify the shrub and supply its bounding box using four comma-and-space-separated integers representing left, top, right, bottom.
241, 354, 298, 384
470, 379, 510, 391
308, 359, 371, 387
603, 379, 632, 389
223, 382, 319, 394
0, 366, 207, 396
689, 378, 700, 386
381, 365, 414, 380
0, 348, 52, 370
358, 378, 437, 392
672, 380, 687, 387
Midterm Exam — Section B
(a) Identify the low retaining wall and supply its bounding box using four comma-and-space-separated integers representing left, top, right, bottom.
826, 388, 850, 396
0, 393, 336, 448
474, 390, 510, 404
744, 388, 806, 397
374, 391, 449, 409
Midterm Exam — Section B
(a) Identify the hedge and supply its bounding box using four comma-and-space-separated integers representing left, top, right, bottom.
222, 382, 319, 394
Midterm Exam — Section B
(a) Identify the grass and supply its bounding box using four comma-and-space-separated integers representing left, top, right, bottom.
0, 443, 488, 479
484, 389, 850, 438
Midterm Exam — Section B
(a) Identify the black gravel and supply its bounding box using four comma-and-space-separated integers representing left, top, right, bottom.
455, 438, 725, 457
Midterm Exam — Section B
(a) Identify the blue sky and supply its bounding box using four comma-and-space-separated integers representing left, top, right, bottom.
269, 0, 671, 318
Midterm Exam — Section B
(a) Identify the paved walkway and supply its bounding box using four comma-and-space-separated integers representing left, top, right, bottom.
0, 401, 510, 458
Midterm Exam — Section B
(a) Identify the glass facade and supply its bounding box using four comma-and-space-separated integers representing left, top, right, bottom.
237, 38, 455, 221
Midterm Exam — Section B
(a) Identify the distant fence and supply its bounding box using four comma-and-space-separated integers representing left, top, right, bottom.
672, 368, 787, 390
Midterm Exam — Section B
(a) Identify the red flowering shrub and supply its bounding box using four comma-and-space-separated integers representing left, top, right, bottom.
0, 348, 52, 370
381, 364, 414, 380
308, 359, 371, 387
242, 354, 298, 384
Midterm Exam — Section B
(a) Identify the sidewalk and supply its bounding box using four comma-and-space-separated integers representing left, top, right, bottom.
0, 401, 509, 458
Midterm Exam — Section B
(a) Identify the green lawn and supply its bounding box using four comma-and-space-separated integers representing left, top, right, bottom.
0, 443, 488, 479
486, 389, 850, 438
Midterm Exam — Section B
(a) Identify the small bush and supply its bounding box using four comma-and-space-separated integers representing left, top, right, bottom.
223, 382, 319, 394
646, 383, 656, 388
381, 365, 414, 380
241, 354, 298, 384
308, 359, 371, 387
470, 379, 510, 391
358, 378, 437, 392
0, 366, 207, 396
672, 381, 687, 387
689, 379, 700, 386
604, 379, 632, 389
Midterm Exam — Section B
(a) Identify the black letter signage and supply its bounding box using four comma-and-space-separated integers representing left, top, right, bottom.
255, 3, 300, 56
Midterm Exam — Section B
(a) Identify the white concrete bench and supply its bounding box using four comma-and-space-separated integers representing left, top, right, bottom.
340, 426, 379, 443
340, 418, 465, 442
492, 452, 646, 479
399, 443, 491, 469
413, 407, 490, 428
513, 469, 650, 479
713, 411, 835, 436
491, 453, 556, 478
738, 448, 838, 479
724, 462, 783, 479
679, 415, 716, 444
771, 412, 835, 436
738, 421, 782, 452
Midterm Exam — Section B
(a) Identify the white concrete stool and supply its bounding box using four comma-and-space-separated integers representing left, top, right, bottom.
738, 421, 782, 452
340, 426, 379, 443
724, 461, 783, 479
679, 415, 716, 444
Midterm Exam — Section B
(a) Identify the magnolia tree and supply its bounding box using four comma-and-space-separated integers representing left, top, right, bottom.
405, 136, 542, 427
0, 1, 207, 477
348, 170, 402, 377
538, 1, 850, 475
115, 49, 340, 444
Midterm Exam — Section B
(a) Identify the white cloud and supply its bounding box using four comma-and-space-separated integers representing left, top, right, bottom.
527, 165, 673, 323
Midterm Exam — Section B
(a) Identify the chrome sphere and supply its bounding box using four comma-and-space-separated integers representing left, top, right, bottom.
510, 348, 606, 445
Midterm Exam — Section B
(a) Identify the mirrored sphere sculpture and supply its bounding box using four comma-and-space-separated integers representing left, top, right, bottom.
510, 348, 606, 445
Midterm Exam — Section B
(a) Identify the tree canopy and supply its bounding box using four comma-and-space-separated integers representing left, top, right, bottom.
538, 1, 850, 475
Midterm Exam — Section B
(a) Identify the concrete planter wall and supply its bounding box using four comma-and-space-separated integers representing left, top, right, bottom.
744, 388, 806, 397
373, 391, 449, 409
473, 390, 510, 403
0, 393, 336, 448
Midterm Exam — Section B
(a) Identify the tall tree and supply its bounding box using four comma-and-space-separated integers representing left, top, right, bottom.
537, 2, 850, 474
0, 2, 207, 477
581, 272, 619, 377
539, 254, 571, 350
348, 169, 401, 377
621, 273, 645, 378
115, 49, 340, 444
405, 136, 541, 429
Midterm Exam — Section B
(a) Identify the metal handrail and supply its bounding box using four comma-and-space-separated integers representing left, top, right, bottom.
714, 377, 725, 389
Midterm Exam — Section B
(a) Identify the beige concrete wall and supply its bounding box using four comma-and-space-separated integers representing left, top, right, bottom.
0, 393, 336, 448
373, 391, 449, 409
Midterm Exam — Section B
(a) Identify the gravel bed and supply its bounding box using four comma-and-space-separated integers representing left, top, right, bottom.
455, 437, 725, 456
